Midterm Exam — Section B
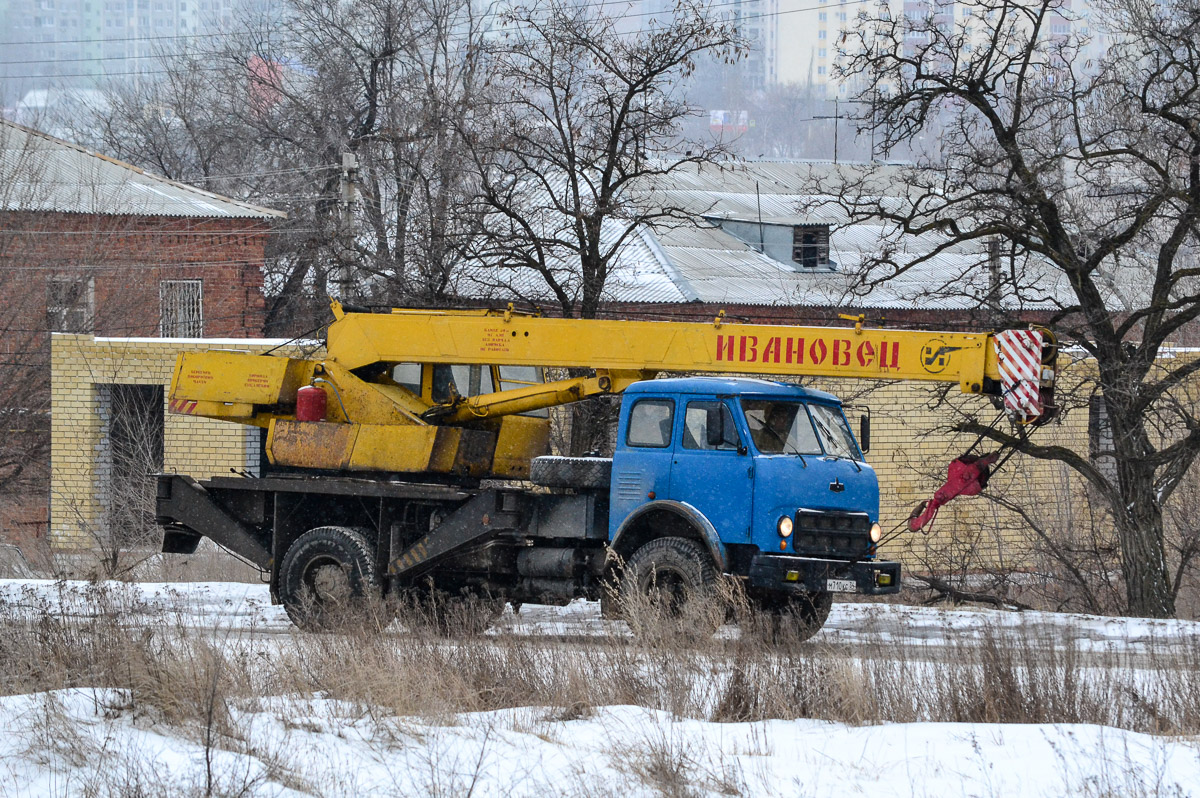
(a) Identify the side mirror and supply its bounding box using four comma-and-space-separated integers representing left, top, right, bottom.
859, 414, 871, 454
706, 407, 724, 447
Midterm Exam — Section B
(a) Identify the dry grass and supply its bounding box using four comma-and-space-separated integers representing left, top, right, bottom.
0, 582, 1197, 794
0, 581, 1196, 732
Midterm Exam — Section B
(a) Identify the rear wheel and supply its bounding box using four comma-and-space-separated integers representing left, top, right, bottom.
747, 591, 832, 644
619, 537, 723, 638
279, 526, 384, 631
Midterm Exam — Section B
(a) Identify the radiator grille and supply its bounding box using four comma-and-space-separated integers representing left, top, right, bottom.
792, 511, 872, 558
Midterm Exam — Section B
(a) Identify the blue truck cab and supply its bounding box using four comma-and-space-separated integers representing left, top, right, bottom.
607, 377, 901, 600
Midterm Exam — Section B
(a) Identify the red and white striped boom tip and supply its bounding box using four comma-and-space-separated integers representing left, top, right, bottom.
995, 329, 1049, 424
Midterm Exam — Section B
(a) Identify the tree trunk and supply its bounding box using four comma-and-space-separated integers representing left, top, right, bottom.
1116, 464, 1175, 617
1107, 389, 1176, 618
569, 395, 618, 456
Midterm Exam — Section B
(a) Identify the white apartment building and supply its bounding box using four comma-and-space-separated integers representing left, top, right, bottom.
772, 0, 1111, 95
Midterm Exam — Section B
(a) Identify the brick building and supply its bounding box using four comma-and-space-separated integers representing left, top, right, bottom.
0, 119, 284, 547
48, 336, 306, 549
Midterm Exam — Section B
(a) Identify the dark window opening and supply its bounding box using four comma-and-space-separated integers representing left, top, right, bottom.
47, 276, 93, 333
102, 384, 164, 545
1088, 395, 1117, 484
792, 225, 830, 268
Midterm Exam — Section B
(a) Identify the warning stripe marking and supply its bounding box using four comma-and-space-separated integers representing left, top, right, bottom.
167, 399, 198, 415
995, 330, 1043, 422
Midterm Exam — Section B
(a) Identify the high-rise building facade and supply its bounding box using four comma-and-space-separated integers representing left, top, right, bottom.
767, 0, 1109, 95
0, 0, 242, 109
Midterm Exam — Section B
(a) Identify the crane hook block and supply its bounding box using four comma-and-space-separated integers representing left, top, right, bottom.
907, 452, 1001, 532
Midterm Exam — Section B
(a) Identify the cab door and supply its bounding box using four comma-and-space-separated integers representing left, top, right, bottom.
667, 398, 754, 543
609, 396, 678, 538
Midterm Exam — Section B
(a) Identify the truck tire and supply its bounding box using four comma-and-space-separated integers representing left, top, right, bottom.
530, 456, 612, 489
279, 526, 383, 631
620, 537, 722, 637
748, 591, 833, 644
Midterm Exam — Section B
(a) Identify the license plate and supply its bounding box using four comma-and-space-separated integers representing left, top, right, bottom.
826, 578, 857, 593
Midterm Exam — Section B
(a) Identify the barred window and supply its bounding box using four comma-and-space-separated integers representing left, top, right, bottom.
160, 280, 203, 337
47, 276, 93, 333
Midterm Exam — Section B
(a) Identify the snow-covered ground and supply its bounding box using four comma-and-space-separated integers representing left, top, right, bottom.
2, 689, 1197, 797
1, 579, 1198, 797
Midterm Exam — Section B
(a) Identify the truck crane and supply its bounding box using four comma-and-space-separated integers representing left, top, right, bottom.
155, 302, 1056, 638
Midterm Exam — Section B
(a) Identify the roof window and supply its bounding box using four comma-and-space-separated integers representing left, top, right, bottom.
793, 224, 830, 269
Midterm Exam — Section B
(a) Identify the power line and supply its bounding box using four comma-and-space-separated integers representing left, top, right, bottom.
0, 0, 742, 51
0, 30, 227, 49
0, 308, 315, 335
0, 0, 864, 76
3, 163, 337, 181
0, 226, 287, 237
0, 257, 300, 270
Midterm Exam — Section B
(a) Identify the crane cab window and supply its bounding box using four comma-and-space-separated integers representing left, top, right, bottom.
742, 400, 821, 455
626, 399, 674, 448
432, 364, 495, 402
392, 363, 422, 395
498, 365, 542, 392
683, 401, 740, 451
498, 365, 548, 417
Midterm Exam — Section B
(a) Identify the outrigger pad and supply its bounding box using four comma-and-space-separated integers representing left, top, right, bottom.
162, 529, 202, 555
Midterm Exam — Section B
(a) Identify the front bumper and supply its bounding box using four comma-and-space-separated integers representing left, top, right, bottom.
747, 554, 901, 596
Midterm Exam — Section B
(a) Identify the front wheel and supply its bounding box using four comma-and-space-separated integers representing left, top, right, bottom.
279, 526, 384, 631
619, 537, 723, 638
745, 591, 833, 644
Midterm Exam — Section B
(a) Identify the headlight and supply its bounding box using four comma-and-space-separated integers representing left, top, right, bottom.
870, 522, 882, 543
778, 516, 794, 537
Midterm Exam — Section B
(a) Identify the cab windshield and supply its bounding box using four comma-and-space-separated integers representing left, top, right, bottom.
808, 402, 859, 459
742, 399, 859, 459
742, 400, 821, 455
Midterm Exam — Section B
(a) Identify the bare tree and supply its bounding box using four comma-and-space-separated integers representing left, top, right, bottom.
466, 0, 745, 319
84, 0, 490, 333
833, 0, 1200, 616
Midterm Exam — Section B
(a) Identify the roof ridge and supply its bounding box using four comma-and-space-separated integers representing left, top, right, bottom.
1, 119, 286, 219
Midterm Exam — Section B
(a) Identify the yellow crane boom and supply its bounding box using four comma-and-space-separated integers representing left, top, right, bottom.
330, 307, 998, 389
168, 302, 1055, 479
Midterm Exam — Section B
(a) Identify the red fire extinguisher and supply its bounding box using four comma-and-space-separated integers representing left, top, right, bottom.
295, 384, 327, 422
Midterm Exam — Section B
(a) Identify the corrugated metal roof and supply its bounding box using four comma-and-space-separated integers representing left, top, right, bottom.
622, 161, 1079, 310
0, 120, 286, 219
467, 159, 1122, 312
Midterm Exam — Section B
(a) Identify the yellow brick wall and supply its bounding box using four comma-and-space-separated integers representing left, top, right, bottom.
804, 375, 1092, 571
49, 335, 313, 548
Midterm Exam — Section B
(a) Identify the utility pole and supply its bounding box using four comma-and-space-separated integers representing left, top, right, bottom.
337, 151, 359, 300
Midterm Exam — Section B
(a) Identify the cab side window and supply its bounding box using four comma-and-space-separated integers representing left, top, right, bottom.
682, 401, 740, 450
627, 399, 675, 448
